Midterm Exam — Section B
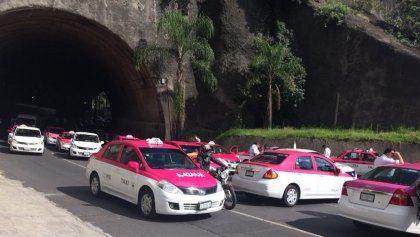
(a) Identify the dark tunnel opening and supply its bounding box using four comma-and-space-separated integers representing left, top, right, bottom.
0, 8, 165, 138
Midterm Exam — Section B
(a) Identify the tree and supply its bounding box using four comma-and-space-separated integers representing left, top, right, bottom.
248, 22, 306, 129
135, 10, 217, 137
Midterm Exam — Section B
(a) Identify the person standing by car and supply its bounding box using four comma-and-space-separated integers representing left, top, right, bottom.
322, 144, 331, 158
248, 142, 260, 158
374, 148, 405, 167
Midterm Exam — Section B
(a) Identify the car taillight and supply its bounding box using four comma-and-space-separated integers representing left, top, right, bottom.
341, 184, 348, 196
263, 169, 278, 179
389, 189, 413, 206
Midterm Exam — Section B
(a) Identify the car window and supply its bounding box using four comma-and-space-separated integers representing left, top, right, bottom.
15, 128, 41, 137
120, 145, 140, 165
61, 133, 73, 139
180, 145, 200, 154
75, 134, 99, 143
362, 153, 376, 162
361, 167, 420, 186
315, 157, 335, 172
251, 152, 288, 164
211, 145, 230, 154
343, 152, 359, 161
140, 148, 198, 169
295, 156, 313, 170
103, 144, 122, 161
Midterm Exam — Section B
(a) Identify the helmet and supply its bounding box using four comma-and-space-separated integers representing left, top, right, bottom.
201, 144, 211, 152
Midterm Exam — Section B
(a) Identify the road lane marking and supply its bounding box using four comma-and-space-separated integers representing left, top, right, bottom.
63, 159, 86, 169
230, 210, 322, 237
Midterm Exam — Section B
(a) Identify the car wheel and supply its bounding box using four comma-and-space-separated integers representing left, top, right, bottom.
90, 174, 101, 197
282, 184, 299, 207
353, 220, 372, 230
138, 189, 156, 219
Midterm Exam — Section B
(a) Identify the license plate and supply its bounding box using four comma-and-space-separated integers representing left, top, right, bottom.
198, 201, 212, 210
83, 152, 90, 156
245, 170, 254, 177
360, 192, 375, 202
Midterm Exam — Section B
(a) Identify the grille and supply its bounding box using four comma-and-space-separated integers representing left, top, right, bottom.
77, 146, 96, 150
17, 142, 38, 145
179, 186, 217, 195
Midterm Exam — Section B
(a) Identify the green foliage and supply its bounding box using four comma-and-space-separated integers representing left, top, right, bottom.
217, 127, 420, 144
348, 0, 381, 13
315, 0, 351, 27
385, 0, 420, 48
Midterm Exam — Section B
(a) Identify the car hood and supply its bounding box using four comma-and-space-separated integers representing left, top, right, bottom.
14, 136, 43, 143
212, 153, 240, 162
73, 141, 101, 148
47, 133, 60, 138
153, 169, 217, 188
335, 163, 355, 172
59, 138, 71, 143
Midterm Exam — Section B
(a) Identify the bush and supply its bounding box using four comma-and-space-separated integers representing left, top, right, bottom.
315, 0, 352, 27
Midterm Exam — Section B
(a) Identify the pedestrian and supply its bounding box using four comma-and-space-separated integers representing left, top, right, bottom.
248, 142, 260, 158
322, 144, 331, 158
374, 148, 405, 167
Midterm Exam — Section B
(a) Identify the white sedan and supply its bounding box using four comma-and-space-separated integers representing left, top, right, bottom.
338, 163, 420, 234
69, 132, 103, 158
9, 125, 44, 154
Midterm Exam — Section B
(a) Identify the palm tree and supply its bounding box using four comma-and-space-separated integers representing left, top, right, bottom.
250, 22, 306, 129
135, 10, 217, 138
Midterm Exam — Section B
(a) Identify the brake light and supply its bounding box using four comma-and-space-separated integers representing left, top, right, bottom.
389, 189, 413, 206
341, 184, 348, 196
263, 169, 278, 179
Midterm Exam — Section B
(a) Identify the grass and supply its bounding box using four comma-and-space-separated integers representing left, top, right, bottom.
216, 127, 420, 144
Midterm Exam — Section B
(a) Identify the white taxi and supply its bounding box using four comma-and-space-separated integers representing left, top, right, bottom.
9, 125, 44, 154
69, 132, 102, 158
86, 138, 225, 218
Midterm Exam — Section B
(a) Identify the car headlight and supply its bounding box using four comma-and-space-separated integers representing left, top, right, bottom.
157, 180, 183, 195
38, 140, 44, 145
71, 143, 77, 148
216, 180, 223, 192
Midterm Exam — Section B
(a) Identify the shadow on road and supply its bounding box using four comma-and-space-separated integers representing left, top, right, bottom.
235, 192, 337, 207
56, 186, 212, 223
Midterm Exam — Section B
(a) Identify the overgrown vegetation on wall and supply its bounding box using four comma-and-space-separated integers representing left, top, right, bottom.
314, 0, 351, 27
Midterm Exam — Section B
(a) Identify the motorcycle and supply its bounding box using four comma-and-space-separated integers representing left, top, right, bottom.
209, 161, 237, 210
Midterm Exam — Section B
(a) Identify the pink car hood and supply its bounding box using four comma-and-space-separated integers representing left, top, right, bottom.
212, 153, 240, 162
153, 169, 217, 188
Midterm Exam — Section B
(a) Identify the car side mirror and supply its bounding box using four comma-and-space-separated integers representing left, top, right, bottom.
335, 168, 341, 176
128, 161, 139, 172
100, 141, 104, 145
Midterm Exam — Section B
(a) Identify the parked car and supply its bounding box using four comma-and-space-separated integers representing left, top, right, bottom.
232, 149, 356, 207
9, 125, 44, 154
43, 126, 65, 145
56, 131, 74, 152
338, 163, 420, 234
332, 148, 379, 176
69, 132, 103, 158
85, 137, 225, 218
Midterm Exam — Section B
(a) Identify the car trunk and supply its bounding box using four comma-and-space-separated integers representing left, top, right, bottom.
237, 162, 273, 181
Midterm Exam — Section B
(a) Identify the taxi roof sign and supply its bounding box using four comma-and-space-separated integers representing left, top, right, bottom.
146, 137, 163, 145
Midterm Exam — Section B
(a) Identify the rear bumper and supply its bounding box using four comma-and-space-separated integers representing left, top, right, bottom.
232, 175, 285, 198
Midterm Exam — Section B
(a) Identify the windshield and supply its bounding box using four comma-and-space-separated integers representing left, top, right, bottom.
361, 166, 420, 186
211, 145, 230, 154
61, 133, 73, 139
15, 128, 41, 137
74, 134, 99, 143
49, 128, 64, 134
140, 148, 198, 169
180, 145, 200, 154
251, 152, 288, 164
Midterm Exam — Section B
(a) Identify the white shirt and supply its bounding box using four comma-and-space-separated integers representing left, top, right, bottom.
248, 144, 260, 158
323, 147, 331, 158
374, 154, 400, 167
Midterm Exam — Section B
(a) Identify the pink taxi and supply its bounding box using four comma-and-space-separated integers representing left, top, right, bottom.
332, 149, 379, 176
44, 127, 65, 145
86, 138, 225, 218
112, 134, 141, 141
338, 163, 420, 234
232, 149, 356, 207
56, 131, 74, 152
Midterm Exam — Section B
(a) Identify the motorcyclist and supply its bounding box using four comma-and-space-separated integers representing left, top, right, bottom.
197, 144, 229, 172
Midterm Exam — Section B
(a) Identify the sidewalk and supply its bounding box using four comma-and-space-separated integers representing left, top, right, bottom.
0, 172, 110, 237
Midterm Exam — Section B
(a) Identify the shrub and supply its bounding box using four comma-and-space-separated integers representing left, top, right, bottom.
315, 0, 352, 27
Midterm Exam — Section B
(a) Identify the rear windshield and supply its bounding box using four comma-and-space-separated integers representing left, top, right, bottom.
361, 166, 420, 186
140, 148, 198, 169
15, 128, 41, 137
251, 152, 288, 164
180, 145, 200, 154
61, 133, 73, 139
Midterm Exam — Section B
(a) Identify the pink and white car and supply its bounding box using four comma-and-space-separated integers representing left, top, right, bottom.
86, 138, 225, 218
232, 149, 356, 207
56, 131, 74, 152
44, 127, 65, 145
332, 148, 379, 176
205, 141, 241, 175
338, 163, 420, 234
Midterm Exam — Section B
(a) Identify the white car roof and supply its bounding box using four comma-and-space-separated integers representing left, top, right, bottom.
16, 126, 41, 131
74, 132, 99, 136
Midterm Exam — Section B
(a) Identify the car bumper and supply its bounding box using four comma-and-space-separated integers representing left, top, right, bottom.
69, 147, 100, 157
46, 137, 57, 145
59, 143, 71, 150
153, 188, 225, 215
10, 143, 44, 153
232, 175, 285, 198
338, 196, 420, 233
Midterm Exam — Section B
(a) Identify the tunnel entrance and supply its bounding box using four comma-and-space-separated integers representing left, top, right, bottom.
0, 8, 165, 138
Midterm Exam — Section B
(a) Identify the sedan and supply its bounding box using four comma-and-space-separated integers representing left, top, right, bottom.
332, 148, 379, 176
232, 150, 356, 207
338, 163, 420, 234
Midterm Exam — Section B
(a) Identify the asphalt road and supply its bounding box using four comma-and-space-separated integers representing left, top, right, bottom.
0, 141, 417, 237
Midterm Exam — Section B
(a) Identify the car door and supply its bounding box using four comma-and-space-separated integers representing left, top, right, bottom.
115, 145, 143, 202
359, 152, 376, 175
339, 152, 361, 173
293, 155, 318, 197
100, 144, 123, 193
314, 156, 342, 197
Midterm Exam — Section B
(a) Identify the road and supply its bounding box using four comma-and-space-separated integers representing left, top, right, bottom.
0, 141, 417, 237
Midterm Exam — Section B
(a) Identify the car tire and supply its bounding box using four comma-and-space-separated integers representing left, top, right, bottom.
282, 184, 299, 207
90, 174, 101, 197
353, 220, 372, 230
138, 189, 157, 219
